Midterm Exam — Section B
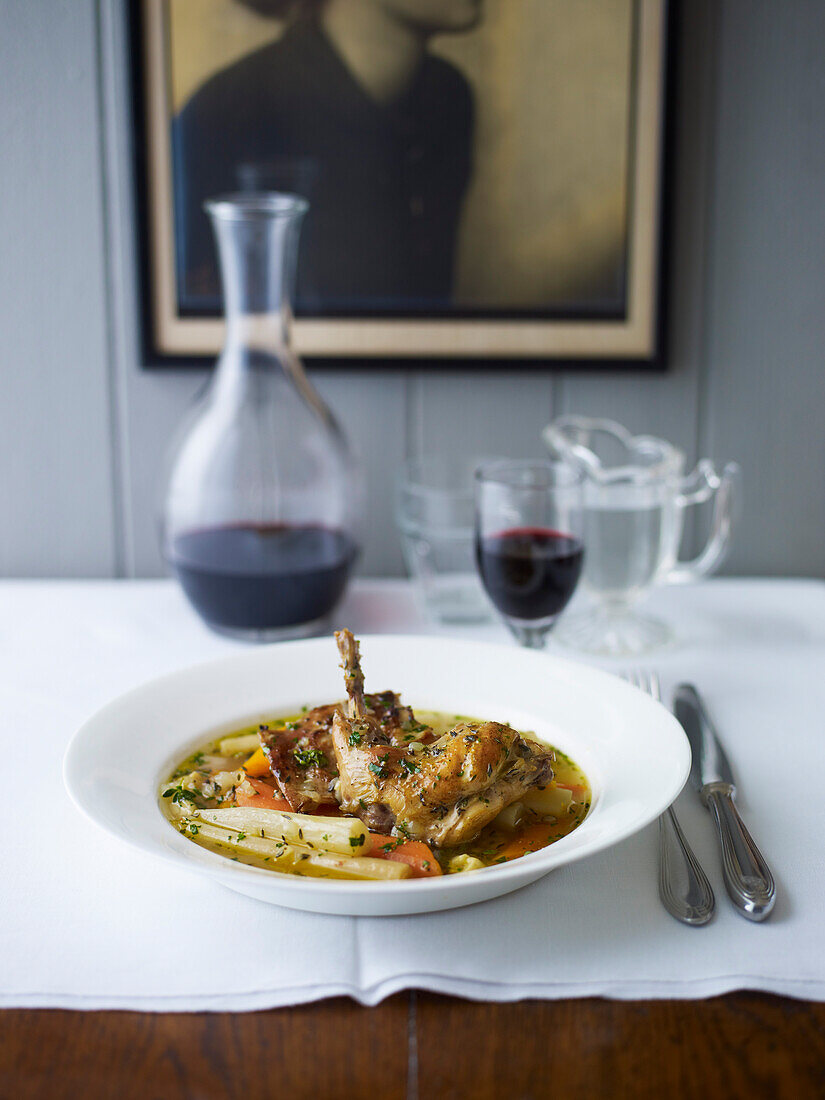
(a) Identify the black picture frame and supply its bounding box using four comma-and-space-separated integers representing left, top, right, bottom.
130, 0, 675, 370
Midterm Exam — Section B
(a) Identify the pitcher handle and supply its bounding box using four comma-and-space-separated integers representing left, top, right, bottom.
666, 461, 741, 584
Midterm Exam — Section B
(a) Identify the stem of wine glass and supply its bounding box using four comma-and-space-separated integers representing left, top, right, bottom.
506, 621, 551, 649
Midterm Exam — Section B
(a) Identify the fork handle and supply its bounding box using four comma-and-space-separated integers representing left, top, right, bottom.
658, 805, 715, 925
705, 786, 776, 921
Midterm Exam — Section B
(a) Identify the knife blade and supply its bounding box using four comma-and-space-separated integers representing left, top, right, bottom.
673, 684, 776, 922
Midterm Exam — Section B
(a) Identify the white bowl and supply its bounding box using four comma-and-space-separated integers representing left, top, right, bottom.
64, 635, 690, 916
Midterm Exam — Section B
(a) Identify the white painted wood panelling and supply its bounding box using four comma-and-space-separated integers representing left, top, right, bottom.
700, 0, 825, 576
0, 0, 117, 576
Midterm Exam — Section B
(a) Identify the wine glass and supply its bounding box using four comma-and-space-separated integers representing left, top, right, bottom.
474, 460, 585, 649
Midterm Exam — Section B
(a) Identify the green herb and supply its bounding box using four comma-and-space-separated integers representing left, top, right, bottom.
368, 761, 387, 779
293, 748, 327, 768
236, 831, 246, 841
163, 784, 196, 806
191, 751, 205, 765
396, 821, 411, 839
400, 758, 420, 775
349, 835, 365, 849
347, 730, 363, 747
187, 823, 199, 835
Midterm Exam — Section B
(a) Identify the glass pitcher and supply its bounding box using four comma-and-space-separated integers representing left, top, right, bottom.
161, 193, 362, 641
543, 416, 739, 656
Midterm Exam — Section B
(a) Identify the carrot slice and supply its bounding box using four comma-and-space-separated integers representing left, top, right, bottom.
369, 834, 442, 877
497, 822, 557, 862
235, 777, 291, 812
242, 746, 271, 778
235, 777, 340, 817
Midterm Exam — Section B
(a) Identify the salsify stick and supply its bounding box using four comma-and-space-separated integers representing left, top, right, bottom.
188, 806, 370, 856
179, 820, 411, 880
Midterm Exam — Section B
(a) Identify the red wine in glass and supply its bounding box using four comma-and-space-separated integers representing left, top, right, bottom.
167, 523, 357, 637
475, 526, 584, 624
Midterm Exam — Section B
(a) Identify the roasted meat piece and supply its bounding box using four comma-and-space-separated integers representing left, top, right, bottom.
330, 629, 555, 846
258, 684, 430, 813
259, 705, 340, 811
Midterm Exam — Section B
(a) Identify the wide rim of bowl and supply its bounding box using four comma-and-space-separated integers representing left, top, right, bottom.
63, 635, 691, 901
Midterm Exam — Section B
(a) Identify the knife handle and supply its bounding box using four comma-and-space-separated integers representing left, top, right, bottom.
705, 784, 776, 921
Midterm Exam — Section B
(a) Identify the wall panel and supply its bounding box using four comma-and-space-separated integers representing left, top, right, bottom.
0, 0, 117, 576
700, 0, 825, 576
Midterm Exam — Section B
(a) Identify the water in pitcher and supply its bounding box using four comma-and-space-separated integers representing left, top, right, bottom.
581, 495, 676, 604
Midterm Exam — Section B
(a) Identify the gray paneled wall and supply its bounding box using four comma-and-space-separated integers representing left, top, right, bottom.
699, 0, 825, 575
1, 0, 823, 580
0, 0, 117, 576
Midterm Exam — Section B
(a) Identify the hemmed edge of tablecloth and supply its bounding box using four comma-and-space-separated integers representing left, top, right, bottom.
3, 973, 825, 1012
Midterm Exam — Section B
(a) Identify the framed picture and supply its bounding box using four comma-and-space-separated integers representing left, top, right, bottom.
134, 0, 672, 366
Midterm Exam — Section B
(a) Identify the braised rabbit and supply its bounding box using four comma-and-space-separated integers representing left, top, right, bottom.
330, 629, 555, 846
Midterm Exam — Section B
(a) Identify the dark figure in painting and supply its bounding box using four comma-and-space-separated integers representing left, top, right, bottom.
173, 0, 482, 314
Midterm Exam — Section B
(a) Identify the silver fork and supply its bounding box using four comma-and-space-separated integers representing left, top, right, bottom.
624, 669, 715, 926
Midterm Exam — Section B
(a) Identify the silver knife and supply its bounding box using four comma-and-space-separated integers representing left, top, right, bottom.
673, 684, 776, 922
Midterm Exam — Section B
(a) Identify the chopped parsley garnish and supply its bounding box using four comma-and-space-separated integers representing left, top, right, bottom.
400, 758, 420, 775
191, 751, 205, 765
236, 831, 246, 841
349, 835, 365, 849
187, 823, 199, 835
293, 747, 327, 769
347, 730, 363, 747
368, 761, 387, 779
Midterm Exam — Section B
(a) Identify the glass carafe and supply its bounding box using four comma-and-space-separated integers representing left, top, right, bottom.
543, 416, 739, 656
161, 193, 361, 641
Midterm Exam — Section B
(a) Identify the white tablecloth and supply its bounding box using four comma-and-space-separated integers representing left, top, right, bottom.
2, 577, 824, 1010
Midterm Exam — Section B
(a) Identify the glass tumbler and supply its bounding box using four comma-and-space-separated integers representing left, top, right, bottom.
396, 458, 491, 624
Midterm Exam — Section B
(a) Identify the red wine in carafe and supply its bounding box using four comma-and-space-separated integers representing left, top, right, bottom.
168, 524, 357, 631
